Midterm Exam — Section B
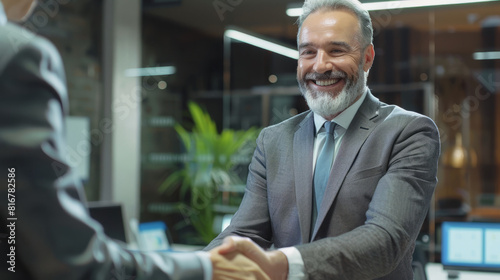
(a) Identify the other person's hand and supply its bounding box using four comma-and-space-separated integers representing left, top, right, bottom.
210, 245, 270, 280
215, 236, 288, 280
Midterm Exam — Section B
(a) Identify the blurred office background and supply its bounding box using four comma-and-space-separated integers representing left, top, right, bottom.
25, 0, 500, 262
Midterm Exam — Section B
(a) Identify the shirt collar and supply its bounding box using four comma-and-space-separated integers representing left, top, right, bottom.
0, 2, 7, 25
314, 88, 367, 134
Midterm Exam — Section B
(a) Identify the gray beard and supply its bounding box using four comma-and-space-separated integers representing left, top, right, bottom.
299, 67, 367, 119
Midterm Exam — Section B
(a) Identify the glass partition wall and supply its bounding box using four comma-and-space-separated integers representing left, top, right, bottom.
429, 2, 500, 262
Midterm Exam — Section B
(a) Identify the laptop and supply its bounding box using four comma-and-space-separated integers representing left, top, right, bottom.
441, 221, 500, 273
87, 202, 128, 244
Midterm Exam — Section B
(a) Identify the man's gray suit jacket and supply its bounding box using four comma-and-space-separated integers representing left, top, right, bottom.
206, 90, 440, 280
0, 5, 204, 279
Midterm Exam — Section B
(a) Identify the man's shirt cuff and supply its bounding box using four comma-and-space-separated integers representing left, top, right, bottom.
195, 251, 213, 280
278, 247, 306, 280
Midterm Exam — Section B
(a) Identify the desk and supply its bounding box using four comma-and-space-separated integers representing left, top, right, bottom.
171, 243, 204, 252
426, 263, 500, 280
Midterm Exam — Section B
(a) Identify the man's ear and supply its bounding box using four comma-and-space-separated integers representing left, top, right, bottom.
362, 44, 375, 72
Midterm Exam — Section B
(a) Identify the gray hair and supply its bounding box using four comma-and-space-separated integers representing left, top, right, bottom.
297, 0, 373, 48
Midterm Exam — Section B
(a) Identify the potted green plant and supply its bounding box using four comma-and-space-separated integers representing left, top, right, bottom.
159, 102, 259, 244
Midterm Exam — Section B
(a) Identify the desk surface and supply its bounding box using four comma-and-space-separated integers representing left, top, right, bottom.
171, 243, 204, 251
426, 263, 500, 280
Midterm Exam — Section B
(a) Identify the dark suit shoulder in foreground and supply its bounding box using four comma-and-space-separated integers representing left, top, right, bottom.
0, 19, 205, 280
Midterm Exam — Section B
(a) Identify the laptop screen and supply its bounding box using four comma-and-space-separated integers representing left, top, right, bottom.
441, 221, 500, 272
88, 202, 127, 244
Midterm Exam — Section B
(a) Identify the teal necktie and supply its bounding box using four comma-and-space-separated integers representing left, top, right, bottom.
312, 121, 337, 225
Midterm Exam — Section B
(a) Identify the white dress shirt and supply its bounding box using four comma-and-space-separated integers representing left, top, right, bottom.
196, 251, 213, 280
279, 89, 368, 280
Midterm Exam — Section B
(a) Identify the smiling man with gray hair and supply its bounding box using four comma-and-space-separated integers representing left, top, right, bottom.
206, 0, 440, 279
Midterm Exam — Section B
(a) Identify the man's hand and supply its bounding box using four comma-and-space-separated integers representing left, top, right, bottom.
210, 246, 270, 280
215, 236, 289, 280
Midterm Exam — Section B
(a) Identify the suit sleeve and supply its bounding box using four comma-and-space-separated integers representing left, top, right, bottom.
205, 128, 274, 250
297, 115, 440, 279
0, 36, 206, 280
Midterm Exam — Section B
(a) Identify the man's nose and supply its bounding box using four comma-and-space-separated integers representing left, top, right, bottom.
312, 50, 333, 73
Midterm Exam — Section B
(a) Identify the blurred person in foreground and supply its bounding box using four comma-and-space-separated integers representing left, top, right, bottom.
206, 0, 440, 279
0, 0, 268, 279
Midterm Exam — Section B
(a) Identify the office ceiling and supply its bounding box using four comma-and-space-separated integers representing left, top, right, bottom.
143, 0, 500, 40
143, 0, 299, 38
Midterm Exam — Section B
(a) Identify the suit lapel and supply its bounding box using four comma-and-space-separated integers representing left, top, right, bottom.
293, 112, 315, 243
312, 92, 381, 239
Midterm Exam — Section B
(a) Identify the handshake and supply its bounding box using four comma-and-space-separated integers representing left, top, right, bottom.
209, 236, 289, 280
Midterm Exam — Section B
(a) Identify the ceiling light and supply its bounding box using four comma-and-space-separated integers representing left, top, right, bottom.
125, 66, 176, 77
225, 29, 299, 59
364, 0, 497, 11
286, 7, 302, 17
286, 0, 498, 16
157, 80, 168, 89
473, 51, 500, 60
